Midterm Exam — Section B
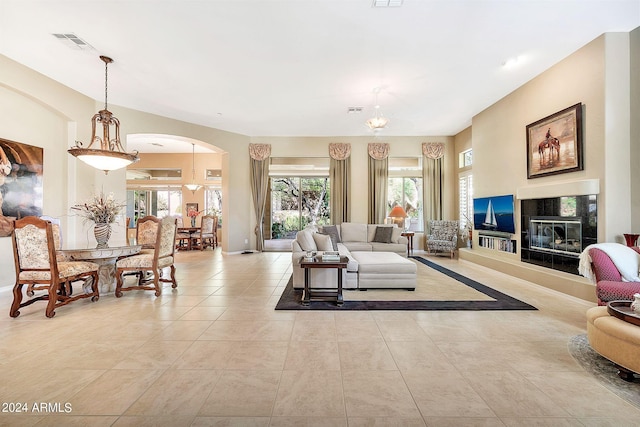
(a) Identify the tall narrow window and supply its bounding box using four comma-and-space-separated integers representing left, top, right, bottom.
387, 157, 423, 232
459, 173, 473, 230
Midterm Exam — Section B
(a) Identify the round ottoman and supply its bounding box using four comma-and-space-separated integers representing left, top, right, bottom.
586, 306, 640, 380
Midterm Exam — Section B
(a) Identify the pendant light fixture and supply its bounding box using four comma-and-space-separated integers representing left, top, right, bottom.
366, 87, 389, 131
68, 55, 139, 174
184, 143, 202, 193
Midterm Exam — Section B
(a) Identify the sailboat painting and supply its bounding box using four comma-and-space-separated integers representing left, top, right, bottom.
473, 195, 516, 234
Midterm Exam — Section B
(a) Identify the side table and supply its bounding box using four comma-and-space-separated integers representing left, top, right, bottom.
299, 255, 348, 306
401, 231, 414, 256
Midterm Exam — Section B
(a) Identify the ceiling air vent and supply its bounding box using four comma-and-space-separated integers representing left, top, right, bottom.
372, 0, 403, 7
347, 107, 364, 114
52, 33, 95, 50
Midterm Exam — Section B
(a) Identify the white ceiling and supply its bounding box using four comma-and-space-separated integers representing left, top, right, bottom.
1, 0, 639, 154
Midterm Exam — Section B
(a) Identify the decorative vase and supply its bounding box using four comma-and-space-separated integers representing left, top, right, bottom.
623, 233, 639, 247
94, 223, 111, 248
191, 217, 196, 227
631, 293, 640, 314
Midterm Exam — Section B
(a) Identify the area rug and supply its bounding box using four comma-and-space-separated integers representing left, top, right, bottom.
275, 256, 536, 311
568, 334, 640, 409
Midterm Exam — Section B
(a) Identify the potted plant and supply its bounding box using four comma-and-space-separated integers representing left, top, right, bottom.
71, 190, 125, 248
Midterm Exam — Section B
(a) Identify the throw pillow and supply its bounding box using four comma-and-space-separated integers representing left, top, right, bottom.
391, 227, 402, 244
297, 230, 317, 251
372, 226, 393, 243
313, 233, 334, 251
322, 225, 341, 250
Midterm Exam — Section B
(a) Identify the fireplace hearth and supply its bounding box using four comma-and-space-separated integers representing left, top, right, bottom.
521, 195, 597, 275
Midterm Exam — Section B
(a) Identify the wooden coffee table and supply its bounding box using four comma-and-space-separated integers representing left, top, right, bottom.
299, 255, 348, 306
607, 300, 640, 327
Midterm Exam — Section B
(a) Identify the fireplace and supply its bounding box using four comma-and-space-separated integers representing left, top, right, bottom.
521, 195, 597, 274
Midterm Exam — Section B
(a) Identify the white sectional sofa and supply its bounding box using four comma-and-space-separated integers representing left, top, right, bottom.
291, 222, 416, 290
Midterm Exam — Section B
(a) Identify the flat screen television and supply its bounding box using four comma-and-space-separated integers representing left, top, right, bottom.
473, 194, 516, 234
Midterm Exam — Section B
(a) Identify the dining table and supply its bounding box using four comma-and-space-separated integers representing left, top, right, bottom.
59, 244, 142, 293
177, 227, 200, 250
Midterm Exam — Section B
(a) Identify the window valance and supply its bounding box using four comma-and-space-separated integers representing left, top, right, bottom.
422, 142, 445, 159
368, 143, 389, 160
249, 144, 271, 161
329, 143, 351, 160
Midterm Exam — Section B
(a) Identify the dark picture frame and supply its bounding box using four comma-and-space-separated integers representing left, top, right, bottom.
186, 202, 198, 213
526, 103, 583, 179
0, 138, 44, 237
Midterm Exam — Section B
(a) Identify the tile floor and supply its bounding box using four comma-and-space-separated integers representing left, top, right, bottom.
0, 249, 639, 426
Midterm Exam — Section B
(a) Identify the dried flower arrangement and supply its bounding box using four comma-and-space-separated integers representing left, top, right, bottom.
71, 191, 125, 224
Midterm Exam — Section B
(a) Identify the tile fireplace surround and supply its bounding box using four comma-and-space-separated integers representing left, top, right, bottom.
521, 195, 597, 274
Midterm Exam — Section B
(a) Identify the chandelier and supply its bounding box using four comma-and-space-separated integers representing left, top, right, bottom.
366, 87, 389, 131
184, 143, 202, 193
68, 55, 139, 174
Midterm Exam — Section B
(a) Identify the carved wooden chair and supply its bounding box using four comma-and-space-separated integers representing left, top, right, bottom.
191, 214, 216, 250
115, 216, 177, 297
173, 216, 191, 249
10, 216, 99, 318
136, 215, 160, 253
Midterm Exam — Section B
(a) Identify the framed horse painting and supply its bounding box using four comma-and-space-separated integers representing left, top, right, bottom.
526, 103, 583, 179
0, 138, 44, 236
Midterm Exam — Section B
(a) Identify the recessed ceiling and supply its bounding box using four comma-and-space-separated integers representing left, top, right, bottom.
1, 0, 638, 152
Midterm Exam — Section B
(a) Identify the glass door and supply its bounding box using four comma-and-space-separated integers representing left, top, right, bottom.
269, 177, 330, 239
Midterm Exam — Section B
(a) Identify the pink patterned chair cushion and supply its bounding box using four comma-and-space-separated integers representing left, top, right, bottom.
589, 248, 623, 282
596, 281, 640, 306
590, 247, 640, 305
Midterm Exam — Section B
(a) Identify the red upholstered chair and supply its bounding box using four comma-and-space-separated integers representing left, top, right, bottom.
590, 246, 640, 305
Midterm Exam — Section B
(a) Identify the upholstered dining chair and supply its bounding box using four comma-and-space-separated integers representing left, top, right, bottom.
173, 216, 191, 249
191, 214, 216, 250
10, 216, 100, 318
136, 215, 160, 253
115, 216, 177, 297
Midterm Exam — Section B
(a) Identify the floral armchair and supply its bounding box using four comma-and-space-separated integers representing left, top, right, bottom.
115, 216, 177, 297
10, 216, 100, 318
426, 220, 459, 258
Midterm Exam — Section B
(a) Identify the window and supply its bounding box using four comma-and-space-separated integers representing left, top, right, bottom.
205, 186, 222, 225
387, 157, 423, 232
268, 157, 330, 239
459, 149, 473, 168
459, 172, 473, 231
126, 188, 182, 227
270, 177, 330, 239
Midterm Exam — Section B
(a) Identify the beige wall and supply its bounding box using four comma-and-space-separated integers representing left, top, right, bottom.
458, 30, 639, 302
631, 26, 640, 231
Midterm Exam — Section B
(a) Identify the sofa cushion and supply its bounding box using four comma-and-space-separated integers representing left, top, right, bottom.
342, 242, 373, 252
296, 230, 317, 251
370, 242, 407, 255
340, 222, 368, 242
367, 224, 397, 243
391, 227, 402, 244
322, 225, 341, 249
313, 233, 334, 251
372, 226, 393, 243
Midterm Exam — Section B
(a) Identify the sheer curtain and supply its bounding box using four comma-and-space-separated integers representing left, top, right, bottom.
329, 143, 351, 225
249, 144, 271, 252
422, 142, 444, 231
368, 143, 389, 225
